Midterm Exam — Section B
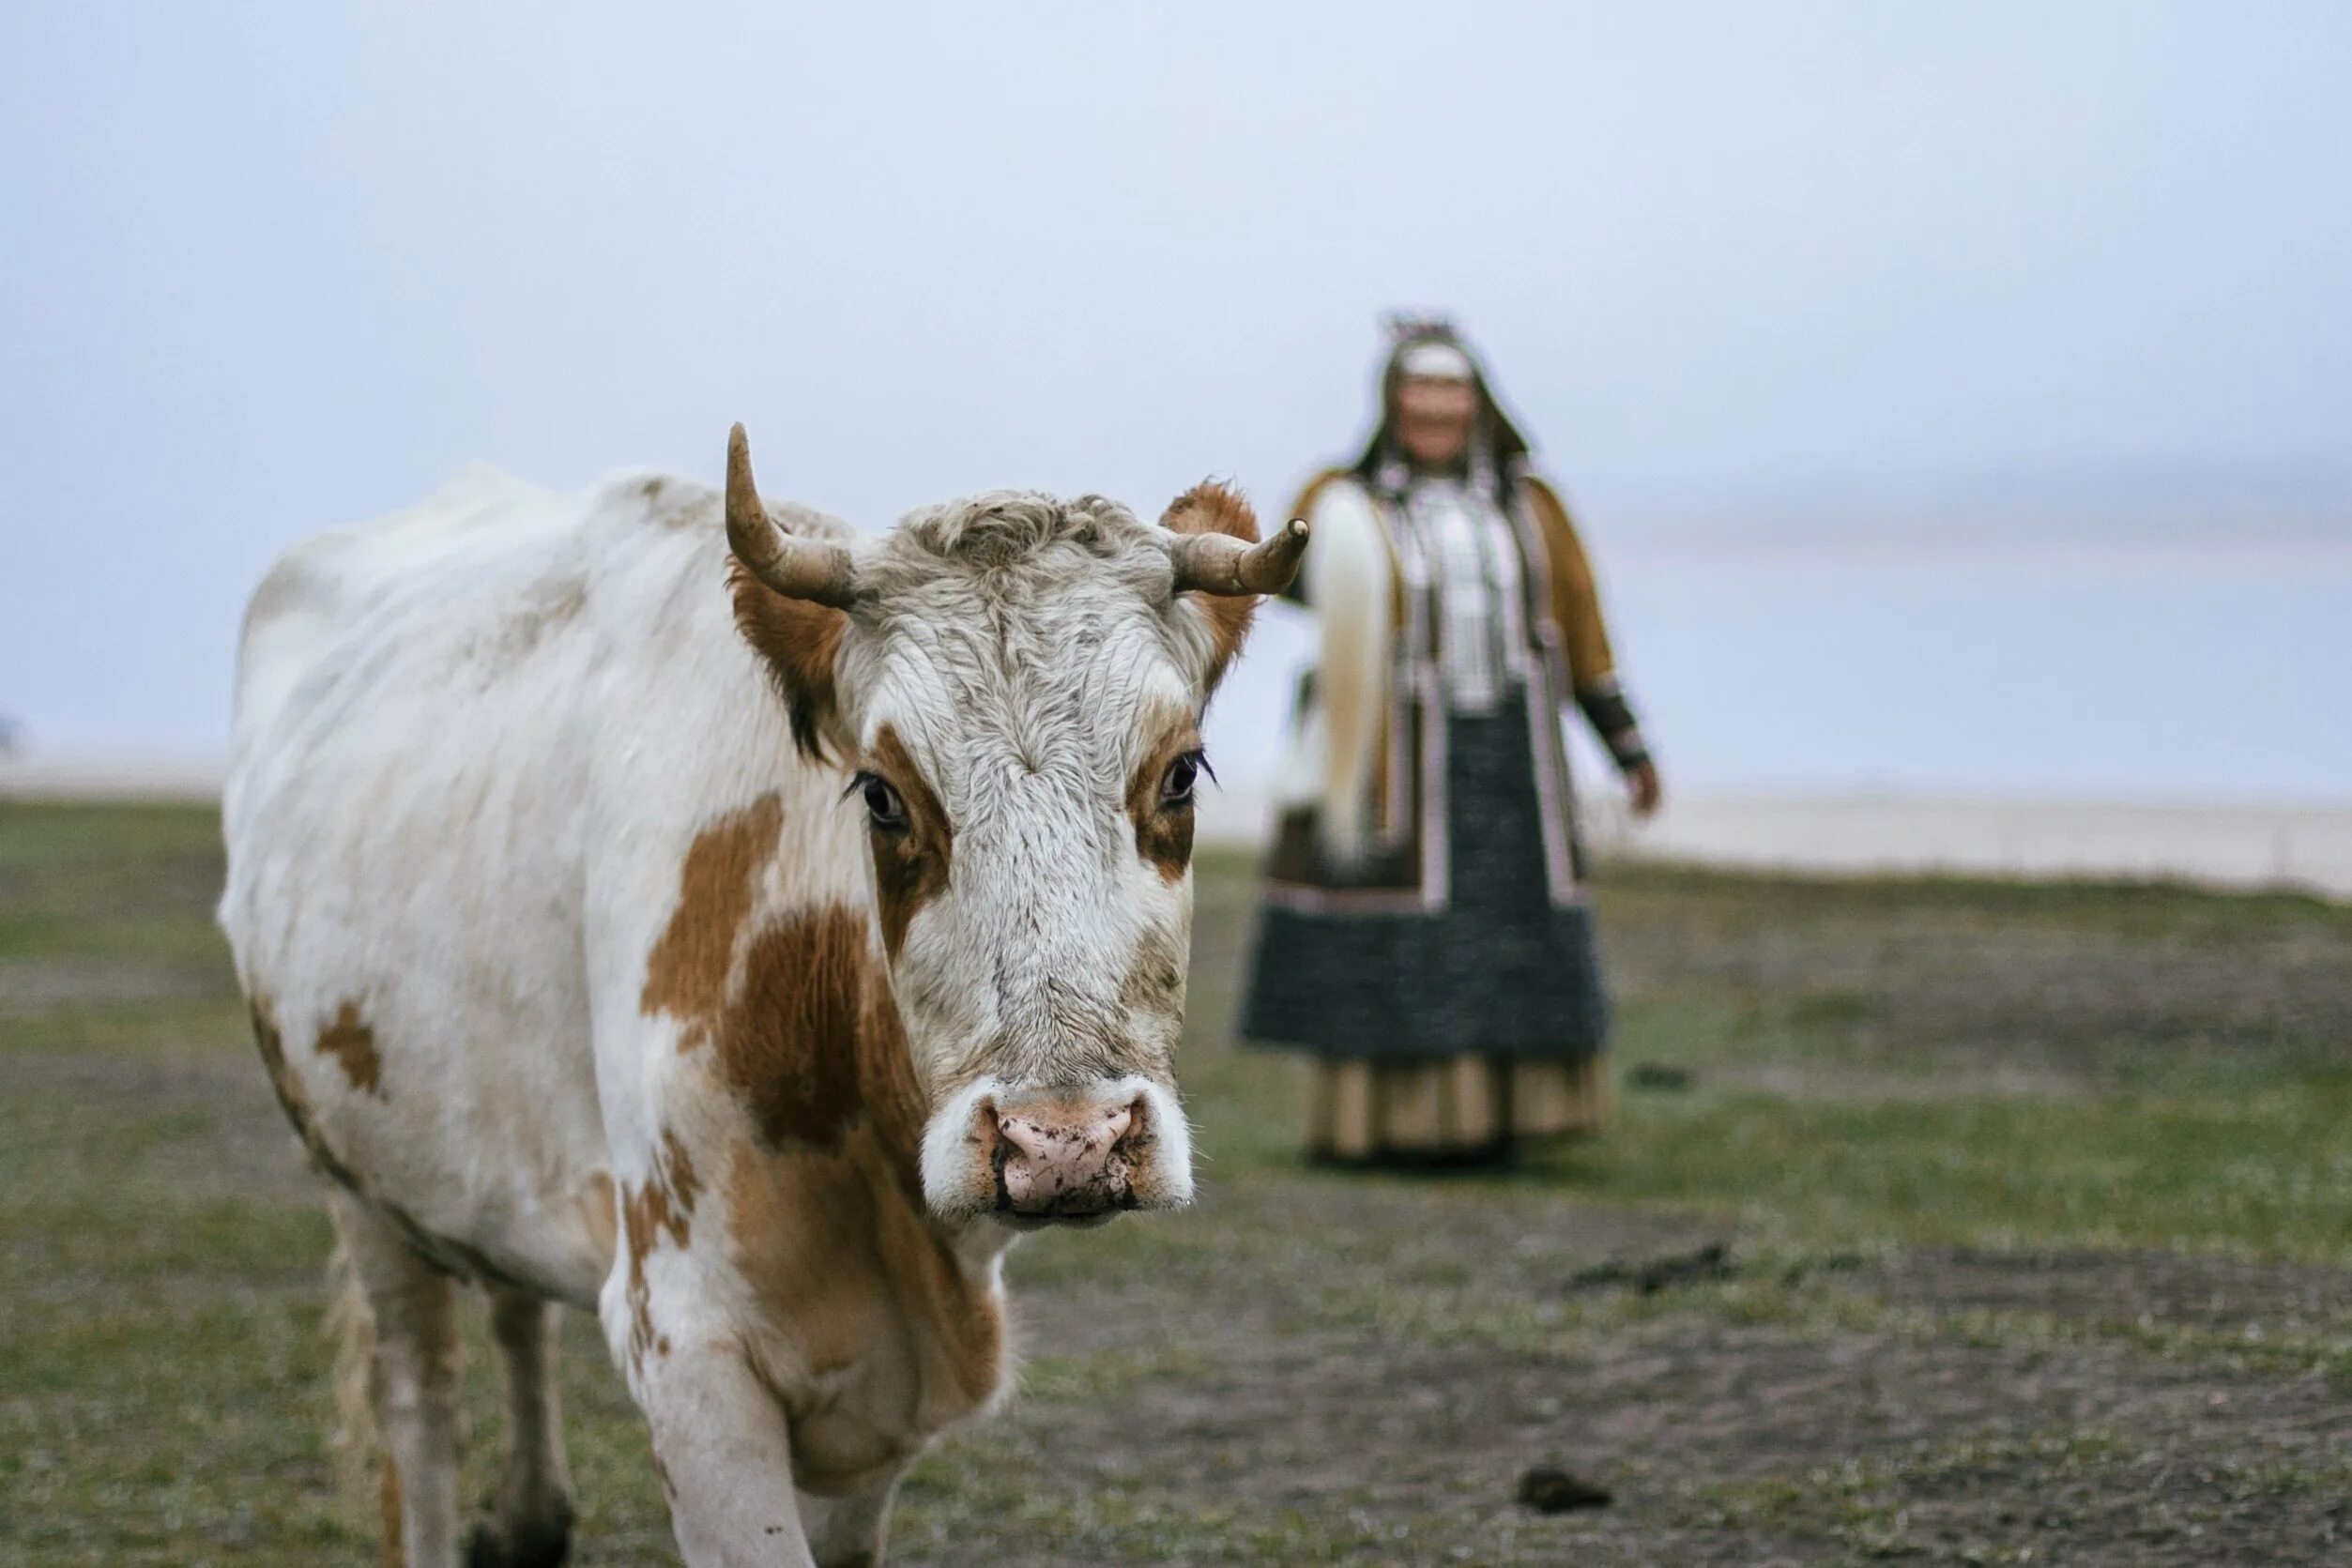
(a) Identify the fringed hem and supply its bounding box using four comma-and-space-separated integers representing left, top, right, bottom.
1305, 1056, 1609, 1164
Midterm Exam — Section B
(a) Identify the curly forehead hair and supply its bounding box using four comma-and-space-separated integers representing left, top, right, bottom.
889, 491, 1148, 568
846, 491, 1182, 615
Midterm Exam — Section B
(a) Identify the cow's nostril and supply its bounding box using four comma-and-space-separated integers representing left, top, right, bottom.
995, 1115, 1053, 1163
991, 1098, 1146, 1215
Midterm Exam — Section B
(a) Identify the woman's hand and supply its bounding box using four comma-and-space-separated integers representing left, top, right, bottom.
1625, 760, 1662, 818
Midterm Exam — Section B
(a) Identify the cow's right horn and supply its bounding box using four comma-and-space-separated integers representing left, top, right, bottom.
725, 423, 863, 609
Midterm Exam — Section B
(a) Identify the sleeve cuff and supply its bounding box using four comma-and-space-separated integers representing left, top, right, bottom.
1602, 729, 1651, 772
1575, 681, 1647, 768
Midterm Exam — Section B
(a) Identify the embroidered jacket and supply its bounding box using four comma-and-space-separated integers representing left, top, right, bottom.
1264, 465, 1644, 911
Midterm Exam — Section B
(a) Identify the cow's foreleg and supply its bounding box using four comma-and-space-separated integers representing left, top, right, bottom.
331, 1193, 468, 1568
468, 1286, 576, 1568
800, 1478, 900, 1568
601, 1278, 814, 1566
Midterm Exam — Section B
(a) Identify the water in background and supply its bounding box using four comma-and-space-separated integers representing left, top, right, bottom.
1203, 531, 2352, 816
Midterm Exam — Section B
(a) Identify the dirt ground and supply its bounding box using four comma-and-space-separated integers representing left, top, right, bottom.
3, 804, 2347, 1564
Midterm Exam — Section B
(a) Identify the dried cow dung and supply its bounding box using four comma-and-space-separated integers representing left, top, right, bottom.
1567, 1241, 1735, 1295
1517, 1466, 1612, 1513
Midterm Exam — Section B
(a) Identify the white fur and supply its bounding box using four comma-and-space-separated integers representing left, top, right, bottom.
1118, 1073, 1196, 1207
918, 1075, 1005, 1218
220, 464, 1237, 1568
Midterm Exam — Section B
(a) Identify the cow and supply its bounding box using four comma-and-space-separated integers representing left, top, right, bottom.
217, 426, 1306, 1568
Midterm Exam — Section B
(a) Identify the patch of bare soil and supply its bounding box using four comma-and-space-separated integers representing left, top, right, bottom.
944, 1230, 2352, 1566
1878, 1246, 2352, 1339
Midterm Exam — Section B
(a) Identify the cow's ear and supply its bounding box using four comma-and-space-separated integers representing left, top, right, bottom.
729, 562, 848, 761
1160, 480, 1262, 693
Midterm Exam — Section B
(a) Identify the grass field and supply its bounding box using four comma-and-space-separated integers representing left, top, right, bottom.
3, 801, 2348, 1564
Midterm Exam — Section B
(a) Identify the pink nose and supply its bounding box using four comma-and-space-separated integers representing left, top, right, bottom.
991, 1099, 1140, 1216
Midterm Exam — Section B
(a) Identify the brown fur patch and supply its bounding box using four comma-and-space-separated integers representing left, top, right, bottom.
316, 998, 386, 1097
711, 907, 871, 1149
641, 794, 785, 1050
249, 995, 304, 1123
249, 994, 367, 1193
729, 560, 848, 760
1160, 480, 1262, 691
620, 1129, 701, 1375
1126, 718, 1203, 884
633, 773, 1004, 1465
863, 725, 952, 959
723, 936, 1003, 1491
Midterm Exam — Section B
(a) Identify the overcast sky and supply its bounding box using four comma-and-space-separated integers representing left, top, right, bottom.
4, 2, 2347, 796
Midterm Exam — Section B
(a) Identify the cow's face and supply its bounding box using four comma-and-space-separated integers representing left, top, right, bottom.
724, 427, 1303, 1226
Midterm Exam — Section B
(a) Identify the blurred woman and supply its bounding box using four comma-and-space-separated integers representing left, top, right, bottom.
1242, 319, 1660, 1164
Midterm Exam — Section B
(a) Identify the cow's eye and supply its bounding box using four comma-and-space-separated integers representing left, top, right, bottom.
1161, 750, 1210, 810
855, 772, 908, 832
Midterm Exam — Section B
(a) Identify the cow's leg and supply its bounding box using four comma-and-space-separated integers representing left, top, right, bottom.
468, 1286, 576, 1568
330, 1193, 467, 1568
601, 1281, 812, 1566
800, 1477, 899, 1568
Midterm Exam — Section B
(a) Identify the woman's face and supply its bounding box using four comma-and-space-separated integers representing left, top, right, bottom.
1394, 375, 1477, 467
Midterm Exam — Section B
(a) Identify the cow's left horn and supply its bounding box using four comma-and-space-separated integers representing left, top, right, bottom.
1168, 518, 1311, 598
725, 423, 863, 609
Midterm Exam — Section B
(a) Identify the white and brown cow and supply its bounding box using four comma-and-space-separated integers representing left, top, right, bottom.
217, 427, 1304, 1567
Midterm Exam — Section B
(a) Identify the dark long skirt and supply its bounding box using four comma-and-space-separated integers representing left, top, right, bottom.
1241, 697, 1609, 1061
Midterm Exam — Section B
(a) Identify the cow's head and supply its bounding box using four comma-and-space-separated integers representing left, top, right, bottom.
723, 426, 1304, 1228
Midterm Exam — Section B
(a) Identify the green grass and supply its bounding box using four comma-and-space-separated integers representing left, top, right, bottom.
1184, 845, 2352, 1265
5, 804, 2349, 1564
1563, 1085, 2352, 1259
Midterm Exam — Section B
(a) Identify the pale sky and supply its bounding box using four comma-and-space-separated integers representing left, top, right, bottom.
4, 3, 2348, 798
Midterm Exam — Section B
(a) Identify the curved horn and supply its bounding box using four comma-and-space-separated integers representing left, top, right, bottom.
725, 423, 862, 609
1168, 517, 1311, 598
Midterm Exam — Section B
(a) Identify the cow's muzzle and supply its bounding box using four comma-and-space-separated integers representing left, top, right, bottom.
921, 1076, 1193, 1226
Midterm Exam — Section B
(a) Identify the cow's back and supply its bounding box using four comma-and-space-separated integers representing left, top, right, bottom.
219, 465, 761, 1303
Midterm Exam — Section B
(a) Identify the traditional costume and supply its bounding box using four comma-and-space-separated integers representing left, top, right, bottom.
1241, 324, 1654, 1162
